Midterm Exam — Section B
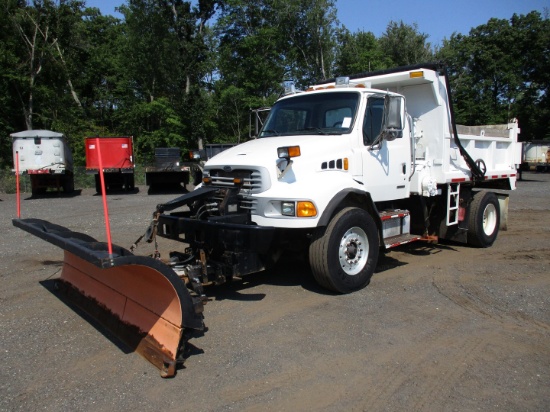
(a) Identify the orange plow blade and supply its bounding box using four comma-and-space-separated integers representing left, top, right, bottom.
13, 218, 204, 378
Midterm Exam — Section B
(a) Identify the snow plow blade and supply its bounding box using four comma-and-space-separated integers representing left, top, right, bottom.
12, 218, 204, 378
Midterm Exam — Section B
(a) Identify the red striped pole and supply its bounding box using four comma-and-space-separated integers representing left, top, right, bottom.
96, 138, 113, 256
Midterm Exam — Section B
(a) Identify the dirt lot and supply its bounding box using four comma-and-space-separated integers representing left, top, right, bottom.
1, 173, 549, 412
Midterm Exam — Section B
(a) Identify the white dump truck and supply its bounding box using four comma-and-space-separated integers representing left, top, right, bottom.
154, 63, 522, 293
11, 129, 74, 195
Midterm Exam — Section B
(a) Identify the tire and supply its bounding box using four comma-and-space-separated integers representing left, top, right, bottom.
309, 207, 379, 293
94, 174, 102, 194
62, 176, 74, 193
125, 174, 135, 191
467, 191, 500, 247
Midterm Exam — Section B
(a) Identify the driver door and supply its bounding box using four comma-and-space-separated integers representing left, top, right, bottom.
360, 95, 410, 202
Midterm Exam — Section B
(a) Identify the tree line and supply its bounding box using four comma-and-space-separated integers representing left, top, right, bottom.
1, 0, 548, 168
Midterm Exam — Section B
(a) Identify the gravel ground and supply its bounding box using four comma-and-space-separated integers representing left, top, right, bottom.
0, 172, 549, 411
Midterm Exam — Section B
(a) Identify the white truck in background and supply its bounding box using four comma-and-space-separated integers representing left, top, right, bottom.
155, 63, 522, 294
11, 129, 74, 196
522, 140, 550, 172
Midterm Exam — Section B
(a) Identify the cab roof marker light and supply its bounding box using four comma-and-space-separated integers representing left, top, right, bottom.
410, 70, 424, 79
335, 76, 350, 86
283, 80, 296, 95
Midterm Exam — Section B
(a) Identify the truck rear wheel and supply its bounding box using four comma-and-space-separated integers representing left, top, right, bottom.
467, 191, 500, 247
309, 207, 379, 293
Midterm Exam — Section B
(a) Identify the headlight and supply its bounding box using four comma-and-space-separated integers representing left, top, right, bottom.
281, 201, 295, 216
280, 201, 317, 217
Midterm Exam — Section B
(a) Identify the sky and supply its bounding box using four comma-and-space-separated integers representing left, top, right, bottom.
85, 0, 548, 46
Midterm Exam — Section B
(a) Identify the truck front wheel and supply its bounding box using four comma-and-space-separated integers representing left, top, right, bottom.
309, 207, 379, 293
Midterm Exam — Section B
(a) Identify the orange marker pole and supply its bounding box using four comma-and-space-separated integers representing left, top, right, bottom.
95, 138, 113, 256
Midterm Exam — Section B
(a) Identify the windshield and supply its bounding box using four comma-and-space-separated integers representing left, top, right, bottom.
260, 91, 360, 137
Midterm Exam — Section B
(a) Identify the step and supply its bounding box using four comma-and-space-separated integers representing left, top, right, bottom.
384, 233, 422, 249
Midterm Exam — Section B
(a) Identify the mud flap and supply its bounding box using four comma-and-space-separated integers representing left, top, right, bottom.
13, 218, 204, 378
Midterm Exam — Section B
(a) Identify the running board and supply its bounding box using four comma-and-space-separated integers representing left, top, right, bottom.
384, 233, 422, 249
379, 209, 422, 249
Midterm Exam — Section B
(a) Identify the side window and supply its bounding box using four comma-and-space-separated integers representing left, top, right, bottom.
363, 97, 384, 145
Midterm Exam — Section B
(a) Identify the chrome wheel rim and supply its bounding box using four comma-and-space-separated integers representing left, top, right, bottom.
339, 226, 369, 275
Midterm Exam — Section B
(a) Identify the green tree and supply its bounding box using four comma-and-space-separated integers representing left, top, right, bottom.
438, 11, 549, 139
214, 0, 339, 142
117, 0, 220, 160
379, 20, 434, 67
214, 0, 286, 141
334, 29, 392, 75
279, 0, 339, 86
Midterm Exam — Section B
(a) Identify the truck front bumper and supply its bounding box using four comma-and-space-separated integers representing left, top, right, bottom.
157, 213, 279, 278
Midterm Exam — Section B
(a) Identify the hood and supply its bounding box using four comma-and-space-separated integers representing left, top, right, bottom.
205, 134, 351, 170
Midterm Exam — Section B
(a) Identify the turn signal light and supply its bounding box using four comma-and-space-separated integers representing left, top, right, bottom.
278, 146, 301, 159
297, 201, 317, 217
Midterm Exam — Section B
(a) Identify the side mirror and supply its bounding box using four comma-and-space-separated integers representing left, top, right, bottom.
382, 96, 403, 141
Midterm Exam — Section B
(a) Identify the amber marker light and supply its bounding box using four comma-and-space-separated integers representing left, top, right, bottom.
277, 146, 301, 158
343, 158, 349, 170
410, 70, 424, 78
296, 201, 317, 217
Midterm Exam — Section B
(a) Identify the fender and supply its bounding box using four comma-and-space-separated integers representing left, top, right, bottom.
317, 188, 383, 242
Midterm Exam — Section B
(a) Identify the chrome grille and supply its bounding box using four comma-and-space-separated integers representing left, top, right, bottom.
207, 168, 265, 194
204, 167, 268, 214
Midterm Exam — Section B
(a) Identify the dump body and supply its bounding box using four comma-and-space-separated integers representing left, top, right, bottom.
85, 136, 135, 192
11, 130, 74, 195
145, 148, 189, 192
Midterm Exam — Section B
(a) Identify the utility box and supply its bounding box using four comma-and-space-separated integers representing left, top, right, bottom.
11, 129, 74, 196
85, 136, 135, 193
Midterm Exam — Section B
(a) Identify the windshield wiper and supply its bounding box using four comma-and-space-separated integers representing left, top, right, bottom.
299, 127, 329, 135
261, 129, 280, 136
299, 127, 344, 135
